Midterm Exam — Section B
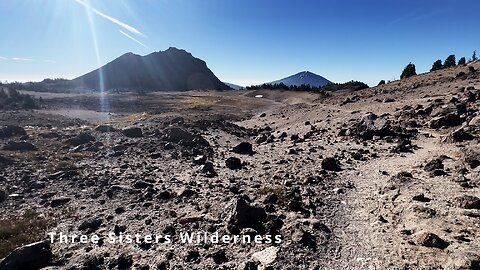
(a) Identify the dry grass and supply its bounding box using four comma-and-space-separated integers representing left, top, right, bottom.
182, 96, 219, 108
0, 210, 52, 258
256, 185, 288, 205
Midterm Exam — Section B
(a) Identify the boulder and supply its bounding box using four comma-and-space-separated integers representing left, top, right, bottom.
415, 232, 449, 249
65, 132, 95, 146
251, 246, 279, 266
50, 197, 71, 207
78, 218, 103, 232
454, 195, 480, 209
227, 198, 266, 230
193, 155, 207, 165
424, 158, 444, 172
2, 141, 37, 151
232, 142, 254, 155
94, 124, 117, 132
0, 241, 52, 270
225, 157, 242, 170
0, 125, 27, 138
122, 127, 143, 138
429, 114, 463, 129
321, 157, 341, 171
254, 134, 268, 144
197, 162, 217, 177
165, 127, 193, 143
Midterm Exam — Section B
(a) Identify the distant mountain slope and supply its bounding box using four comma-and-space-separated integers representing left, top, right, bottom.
71, 47, 230, 91
269, 71, 332, 87
223, 82, 243, 90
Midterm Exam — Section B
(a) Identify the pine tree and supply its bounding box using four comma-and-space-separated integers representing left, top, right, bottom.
430, 60, 443, 71
401, 63, 417, 79
458, 57, 466, 65
472, 50, 478, 62
377, 80, 386, 86
443, 55, 456, 68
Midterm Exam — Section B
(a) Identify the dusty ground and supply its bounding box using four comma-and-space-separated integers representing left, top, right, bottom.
1, 62, 480, 270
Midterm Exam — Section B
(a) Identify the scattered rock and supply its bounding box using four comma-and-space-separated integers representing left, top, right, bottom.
65, 132, 95, 146
415, 232, 449, 249
429, 114, 463, 129
321, 157, 341, 171
165, 127, 193, 142
412, 194, 431, 202
251, 246, 279, 266
254, 134, 268, 144
193, 155, 207, 165
95, 124, 117, 132
197, 162, 217, 177
2, 141, 37, 151
133, 180, 154, 189
0, 241, 52, 270
227, 198, 266, 230
0, 125, 27, 138
454, 195, 480, 209
78, 218, 103, 232
50, 197, 71, 207
117, 253, 133, 270
232, 142, 254, 155
444, 252, 480, 270
424, 158, 444, 172
225, 157, 242, 170
122, 127, 143, 138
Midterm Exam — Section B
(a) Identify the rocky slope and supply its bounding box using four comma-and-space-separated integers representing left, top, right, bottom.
0, 61, 479, 269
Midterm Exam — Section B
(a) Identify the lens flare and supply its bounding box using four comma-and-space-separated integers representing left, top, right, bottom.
81, 0, 109, 115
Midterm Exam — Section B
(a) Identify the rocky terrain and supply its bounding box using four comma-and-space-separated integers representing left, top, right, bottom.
0, 61, 479, 270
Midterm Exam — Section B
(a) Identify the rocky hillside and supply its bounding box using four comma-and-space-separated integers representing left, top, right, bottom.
71, 47, 231, 91
0, 61, 479, 269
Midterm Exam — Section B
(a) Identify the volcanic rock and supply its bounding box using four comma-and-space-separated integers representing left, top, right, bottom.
0, 241, 52, 270
225, 157, 242, 170
122, 127, 143, 138
321, 157, 341, 171
2, 141, 37, 151
0, 125, 27, 138
232, 142, 254, 155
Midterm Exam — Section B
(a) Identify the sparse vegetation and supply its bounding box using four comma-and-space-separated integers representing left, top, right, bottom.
400, 63, 417, 79
0, 87, 39, 110
0, 210, 51, 258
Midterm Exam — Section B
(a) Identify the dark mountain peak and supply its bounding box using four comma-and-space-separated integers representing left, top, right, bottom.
72, 48, 229, 91
269, 71, 332, 88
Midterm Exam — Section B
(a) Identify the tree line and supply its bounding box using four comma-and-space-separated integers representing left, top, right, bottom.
397, 50, 477, 82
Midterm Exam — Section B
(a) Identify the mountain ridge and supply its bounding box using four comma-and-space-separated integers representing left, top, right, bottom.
71, 47, 230, 91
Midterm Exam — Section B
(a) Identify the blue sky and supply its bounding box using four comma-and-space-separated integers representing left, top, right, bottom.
0, 0, 478, 86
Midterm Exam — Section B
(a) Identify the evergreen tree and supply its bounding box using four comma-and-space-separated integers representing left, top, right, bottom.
443, 55, 456, 68
430, 60, 443, 71
472, 50, 478, 62
401, 63, 417, 79
377, 80, 385, 86
458, 57, 466, 65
